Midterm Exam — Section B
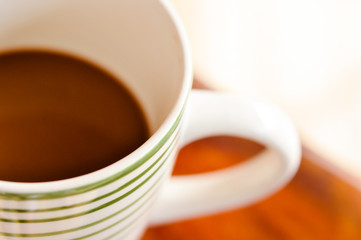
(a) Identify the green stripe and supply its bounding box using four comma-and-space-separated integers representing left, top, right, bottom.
0, 141, 175, 223
0, 157, 168, 237
73, 195, 156, 240
101, 214, 141, 240
0, 103, 185, 200
0, 132, 179, 213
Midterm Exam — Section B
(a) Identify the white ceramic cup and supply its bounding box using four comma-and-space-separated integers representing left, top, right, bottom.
0, 0, 301, 239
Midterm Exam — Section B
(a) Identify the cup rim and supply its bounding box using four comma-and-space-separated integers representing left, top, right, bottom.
0, 0, 192, 195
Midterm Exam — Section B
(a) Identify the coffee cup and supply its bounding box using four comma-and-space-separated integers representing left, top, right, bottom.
0, 0, 301, 239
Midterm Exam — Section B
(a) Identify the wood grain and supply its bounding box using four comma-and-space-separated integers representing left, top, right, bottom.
141, 81, 361, 240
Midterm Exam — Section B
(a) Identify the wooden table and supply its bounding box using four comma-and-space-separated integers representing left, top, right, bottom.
142, 82, 361, 240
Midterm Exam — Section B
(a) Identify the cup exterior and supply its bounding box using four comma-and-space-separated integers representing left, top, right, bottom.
0, 110, 185, 240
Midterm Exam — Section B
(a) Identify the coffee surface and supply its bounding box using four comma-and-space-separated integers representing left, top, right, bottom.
0, 50, 149, 182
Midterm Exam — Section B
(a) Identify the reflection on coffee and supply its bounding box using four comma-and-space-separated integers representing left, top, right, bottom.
0, 50, 149, 182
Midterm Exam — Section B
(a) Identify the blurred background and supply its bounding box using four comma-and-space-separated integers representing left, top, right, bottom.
169, 0, 361, 186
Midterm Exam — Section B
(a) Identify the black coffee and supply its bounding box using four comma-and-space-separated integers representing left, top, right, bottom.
0, 50, 149, 182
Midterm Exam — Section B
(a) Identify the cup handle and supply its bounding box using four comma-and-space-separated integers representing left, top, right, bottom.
150, 89, 301, 225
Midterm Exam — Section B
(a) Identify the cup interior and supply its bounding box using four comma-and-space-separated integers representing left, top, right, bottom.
0, 0, 186, 133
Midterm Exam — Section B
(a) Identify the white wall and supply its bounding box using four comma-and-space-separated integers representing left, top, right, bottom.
170, 0, 361, 182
